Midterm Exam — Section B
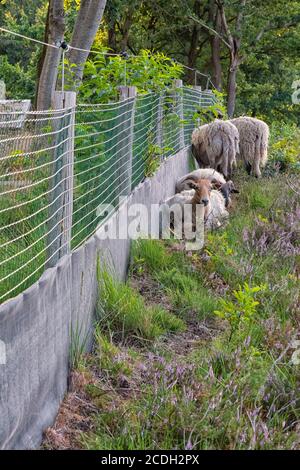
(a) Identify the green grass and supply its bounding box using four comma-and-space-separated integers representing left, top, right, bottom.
96, 269, 185, 341
132, 239, 219, 319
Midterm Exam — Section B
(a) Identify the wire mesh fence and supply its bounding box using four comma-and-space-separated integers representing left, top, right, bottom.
0, 85, 215, 303
0, 106, 74, 303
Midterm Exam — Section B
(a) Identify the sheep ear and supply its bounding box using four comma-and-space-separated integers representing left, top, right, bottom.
184, 179, 197, 189
232, 188, 240, 193
211, 179, 222, 189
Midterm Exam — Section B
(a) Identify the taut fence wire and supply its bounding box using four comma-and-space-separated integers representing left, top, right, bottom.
0, 85, 216, 304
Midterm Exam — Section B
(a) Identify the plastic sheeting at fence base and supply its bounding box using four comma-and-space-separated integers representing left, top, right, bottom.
0, 147, 190, 449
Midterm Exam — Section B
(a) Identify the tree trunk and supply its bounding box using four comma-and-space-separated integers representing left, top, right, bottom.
216, 0, 246, 116
36, 0, 65, 110
120, 12, 134, 51
67, 0, 107, 88
186, 24, 201, 84
211, 35, 222, 90
210, 9, 222, 90
227, 53, 239, 117
186, 0, 202, 84
108, 22, 117, 52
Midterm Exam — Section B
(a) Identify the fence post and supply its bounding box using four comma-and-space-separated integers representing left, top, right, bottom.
155, 94, 164, 152
205, 89, 216, 104
193, 85, 202, 127
116, 85, 137, 198
0, 80, 5, 100
46, 91, 76, 269
173, 79, 185, 150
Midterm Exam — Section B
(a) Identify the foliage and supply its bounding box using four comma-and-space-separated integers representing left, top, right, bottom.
132, 239, 219, 319
77, 49, 183, 103
214, 283, 265, 339
192, 89, 227, 124
143, 143, 163, 178
0, 0, 47, 100
268, 122, 300, 172
1, 0, 299, 127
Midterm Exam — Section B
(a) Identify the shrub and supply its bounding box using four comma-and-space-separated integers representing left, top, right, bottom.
214, 283, 266, 340
268, 122, 300, 172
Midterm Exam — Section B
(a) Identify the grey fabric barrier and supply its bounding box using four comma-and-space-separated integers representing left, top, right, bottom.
0, 148, 190, 449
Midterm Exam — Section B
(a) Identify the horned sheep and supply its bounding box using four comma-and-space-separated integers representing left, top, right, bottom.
160, 179, 231, 237
175, 168, 226, 193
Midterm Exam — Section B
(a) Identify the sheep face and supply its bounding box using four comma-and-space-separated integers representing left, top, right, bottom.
189, 179, 212, 207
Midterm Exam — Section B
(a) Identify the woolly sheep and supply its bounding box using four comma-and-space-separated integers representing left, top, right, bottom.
175, 168, 226, 193
205, 189, 229, 230
191, 119, 239, 179
160, 179, 212, 238
162, 179, 212, 221
160, 179, 230, 236
230, 117, 269, 177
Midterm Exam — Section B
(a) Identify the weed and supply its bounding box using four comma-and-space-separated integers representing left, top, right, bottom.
214, 283, 266, 340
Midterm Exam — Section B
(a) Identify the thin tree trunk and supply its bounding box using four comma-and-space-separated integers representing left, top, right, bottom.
186, 24, 201, 84
227, 54, 239, 117
216, 0, 246, 117
186, 0, 202, 84
67, 0, 107, 88
36, 0, 65, 110
210, 9, 222, 90
108, 22, 117, 52
120, 12, 134, 51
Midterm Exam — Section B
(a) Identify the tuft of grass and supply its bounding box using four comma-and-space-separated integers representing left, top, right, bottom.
132, 239, 219, 320
94, 329, 133, 378
131, 239, 170, 274
157, 268, 219, 319
97, 270, 185, 341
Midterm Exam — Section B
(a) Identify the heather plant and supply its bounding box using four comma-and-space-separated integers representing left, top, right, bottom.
243, 208, 300, 257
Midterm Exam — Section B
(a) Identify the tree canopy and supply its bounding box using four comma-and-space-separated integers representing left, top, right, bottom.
0, 0, 299, 122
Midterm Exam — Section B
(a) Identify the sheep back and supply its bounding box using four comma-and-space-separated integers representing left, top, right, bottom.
230, 117, 269, 169
191, 125, 210, 167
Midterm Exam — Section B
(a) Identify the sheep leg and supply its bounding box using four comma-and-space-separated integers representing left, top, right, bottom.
228, 163, 232, 179
251, 159, 261, 178
220, 154, 228, 180
245, 161, 252, 175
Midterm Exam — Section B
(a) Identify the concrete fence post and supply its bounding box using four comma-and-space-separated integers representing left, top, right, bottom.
193, 85, 202, 128
46, 91, 76, 269
205, 89, 216, 105
116, 86, 137, 198
173, 79, 185, 150
155, 94, 164, 153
